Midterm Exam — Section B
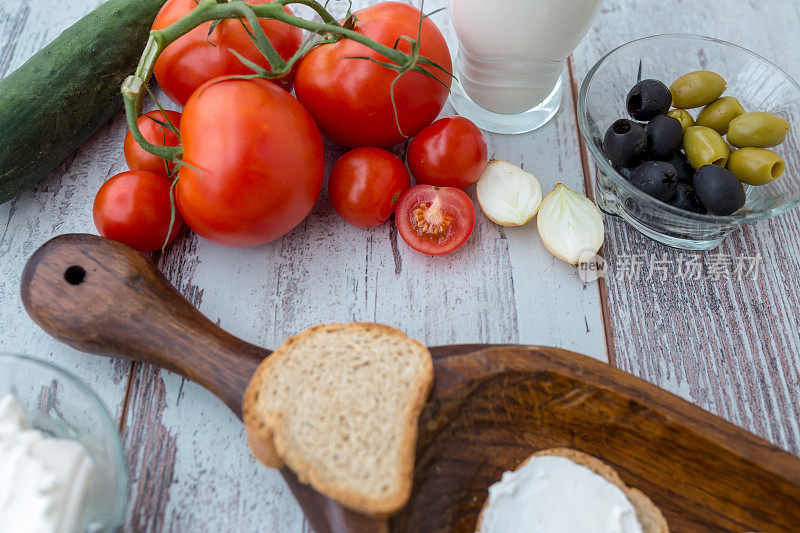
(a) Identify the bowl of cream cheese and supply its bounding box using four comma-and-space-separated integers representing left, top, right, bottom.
0, 353, 128, 533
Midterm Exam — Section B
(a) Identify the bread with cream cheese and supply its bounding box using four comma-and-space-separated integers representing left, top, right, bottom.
476, 448, 669, 533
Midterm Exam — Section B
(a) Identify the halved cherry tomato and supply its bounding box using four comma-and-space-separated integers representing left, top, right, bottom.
294, 2, 452, 147
93, 171, 183, 252
395, 185, 475, 256
328, 148, 410, 228
123, 110, 181, 177
407, 116, 488, 189
177, 77, 324, 247
153, 0, 303, 106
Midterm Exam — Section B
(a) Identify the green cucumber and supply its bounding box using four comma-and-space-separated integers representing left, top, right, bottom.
0, 0, 167, 205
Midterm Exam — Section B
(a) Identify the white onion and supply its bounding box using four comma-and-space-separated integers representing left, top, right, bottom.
537, 183, 604, 265
476, 160, 542, 227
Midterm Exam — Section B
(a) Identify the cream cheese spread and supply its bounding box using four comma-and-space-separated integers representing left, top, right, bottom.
0, 394, 95, 533
478, 455, 643, 533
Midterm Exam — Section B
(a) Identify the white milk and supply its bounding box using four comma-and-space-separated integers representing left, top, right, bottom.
450, 0, 602, 114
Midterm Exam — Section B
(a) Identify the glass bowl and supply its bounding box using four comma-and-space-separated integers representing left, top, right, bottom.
0, 353, 128, 532
578, 34, 800, 250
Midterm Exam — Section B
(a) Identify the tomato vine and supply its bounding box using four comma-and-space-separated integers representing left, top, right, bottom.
121, 0, 452, 162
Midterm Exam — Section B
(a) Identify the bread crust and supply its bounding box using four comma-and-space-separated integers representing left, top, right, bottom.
242, 322, 433, 516
476, 447, 669, 533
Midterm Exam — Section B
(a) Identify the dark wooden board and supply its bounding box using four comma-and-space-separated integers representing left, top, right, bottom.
21, 235, 800, 532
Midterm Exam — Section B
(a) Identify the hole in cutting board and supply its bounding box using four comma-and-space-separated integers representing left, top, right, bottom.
64, 266, 86, 285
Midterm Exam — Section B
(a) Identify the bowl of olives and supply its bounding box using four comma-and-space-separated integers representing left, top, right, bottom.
578, 34, 800, 250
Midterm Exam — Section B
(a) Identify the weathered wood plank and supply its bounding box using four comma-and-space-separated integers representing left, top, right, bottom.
570, 0, 800, 454
0, 0, 103, 76
0, 0, 130, 422
118, 1, 607, 530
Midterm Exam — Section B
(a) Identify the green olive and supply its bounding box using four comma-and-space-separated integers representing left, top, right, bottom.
669, 71, 727, 109
727, 147, 785, 185
695, 97, 745, 135
727, 111, 791, 148
683, 126, 730, 169
667, 108, 695, 133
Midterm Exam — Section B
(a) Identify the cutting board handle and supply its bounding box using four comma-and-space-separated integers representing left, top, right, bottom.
21, 234, 387, 533
20, 234, 267, 413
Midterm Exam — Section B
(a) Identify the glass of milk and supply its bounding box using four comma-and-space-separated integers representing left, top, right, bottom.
449, 0, 602, 134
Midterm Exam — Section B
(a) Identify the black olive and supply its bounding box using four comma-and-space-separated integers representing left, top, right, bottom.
626, 79, 672, 121
667, 151, 695, 184
668, 183, 707, 213
603, 119, 647, 167
693, 165, 746, 215
645, 114, 683, 161
630, 161, 678, 202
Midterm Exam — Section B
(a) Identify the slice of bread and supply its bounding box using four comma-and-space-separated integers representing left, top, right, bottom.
242, 323, 434, 516
477, 448, 669, 533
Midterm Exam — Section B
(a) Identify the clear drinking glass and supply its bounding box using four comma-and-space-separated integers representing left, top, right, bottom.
578, 34, 800, 250
0, 353, 128, 532
448, 0, 602, 134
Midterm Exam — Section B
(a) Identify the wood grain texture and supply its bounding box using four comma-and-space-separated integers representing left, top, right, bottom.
19, 234, 353, 533
20, 234, 266, 413
20, 235, 800, 532
18, 237, 800, 533
397, 346, 800, 533
569, 0, 800, 455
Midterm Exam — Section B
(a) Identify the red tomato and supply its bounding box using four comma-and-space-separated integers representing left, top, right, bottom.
407, 117, 488, 189
328, 148, 410, 228
294, 2, 452, 148
123, 110, 182, 177
177, 77, 324, 247
93, 171, 183, 253
153, 0, 303, 106
395, 185, 475, 256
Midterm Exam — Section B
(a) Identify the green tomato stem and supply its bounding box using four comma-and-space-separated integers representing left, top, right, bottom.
274, 0, 341, 27
122, 71, 182, 161
263, 8, 412, 67
228, 2, 287, 71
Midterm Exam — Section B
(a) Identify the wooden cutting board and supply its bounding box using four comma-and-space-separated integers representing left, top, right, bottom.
20, 234, 800, 533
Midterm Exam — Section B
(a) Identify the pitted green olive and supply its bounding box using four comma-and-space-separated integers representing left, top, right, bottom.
683, 126, 730, 169
727, 112, 791, 148
695, 97, 745, 135
727, 147, 785, 185
666, 108, 694, 133
670, 71, 727, 109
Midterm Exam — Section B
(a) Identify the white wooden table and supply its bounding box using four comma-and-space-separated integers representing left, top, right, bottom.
2, 0, 799, 531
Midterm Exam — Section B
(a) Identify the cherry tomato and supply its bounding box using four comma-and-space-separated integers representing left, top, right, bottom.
407, 117, 488, 189
177, 77, 324, 247
93, 171, 183, 252
123, 110, 182, 177
294, 2, 452, 148
328, 148, 410, 228
395, 185, 475, 256
153, 0, 303, 106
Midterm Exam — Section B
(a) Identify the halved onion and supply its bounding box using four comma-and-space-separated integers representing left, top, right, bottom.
476, 160, 542, 227
537, 183, 604, 265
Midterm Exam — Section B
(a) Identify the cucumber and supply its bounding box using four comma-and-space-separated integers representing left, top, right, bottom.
0, 0, 167, 205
